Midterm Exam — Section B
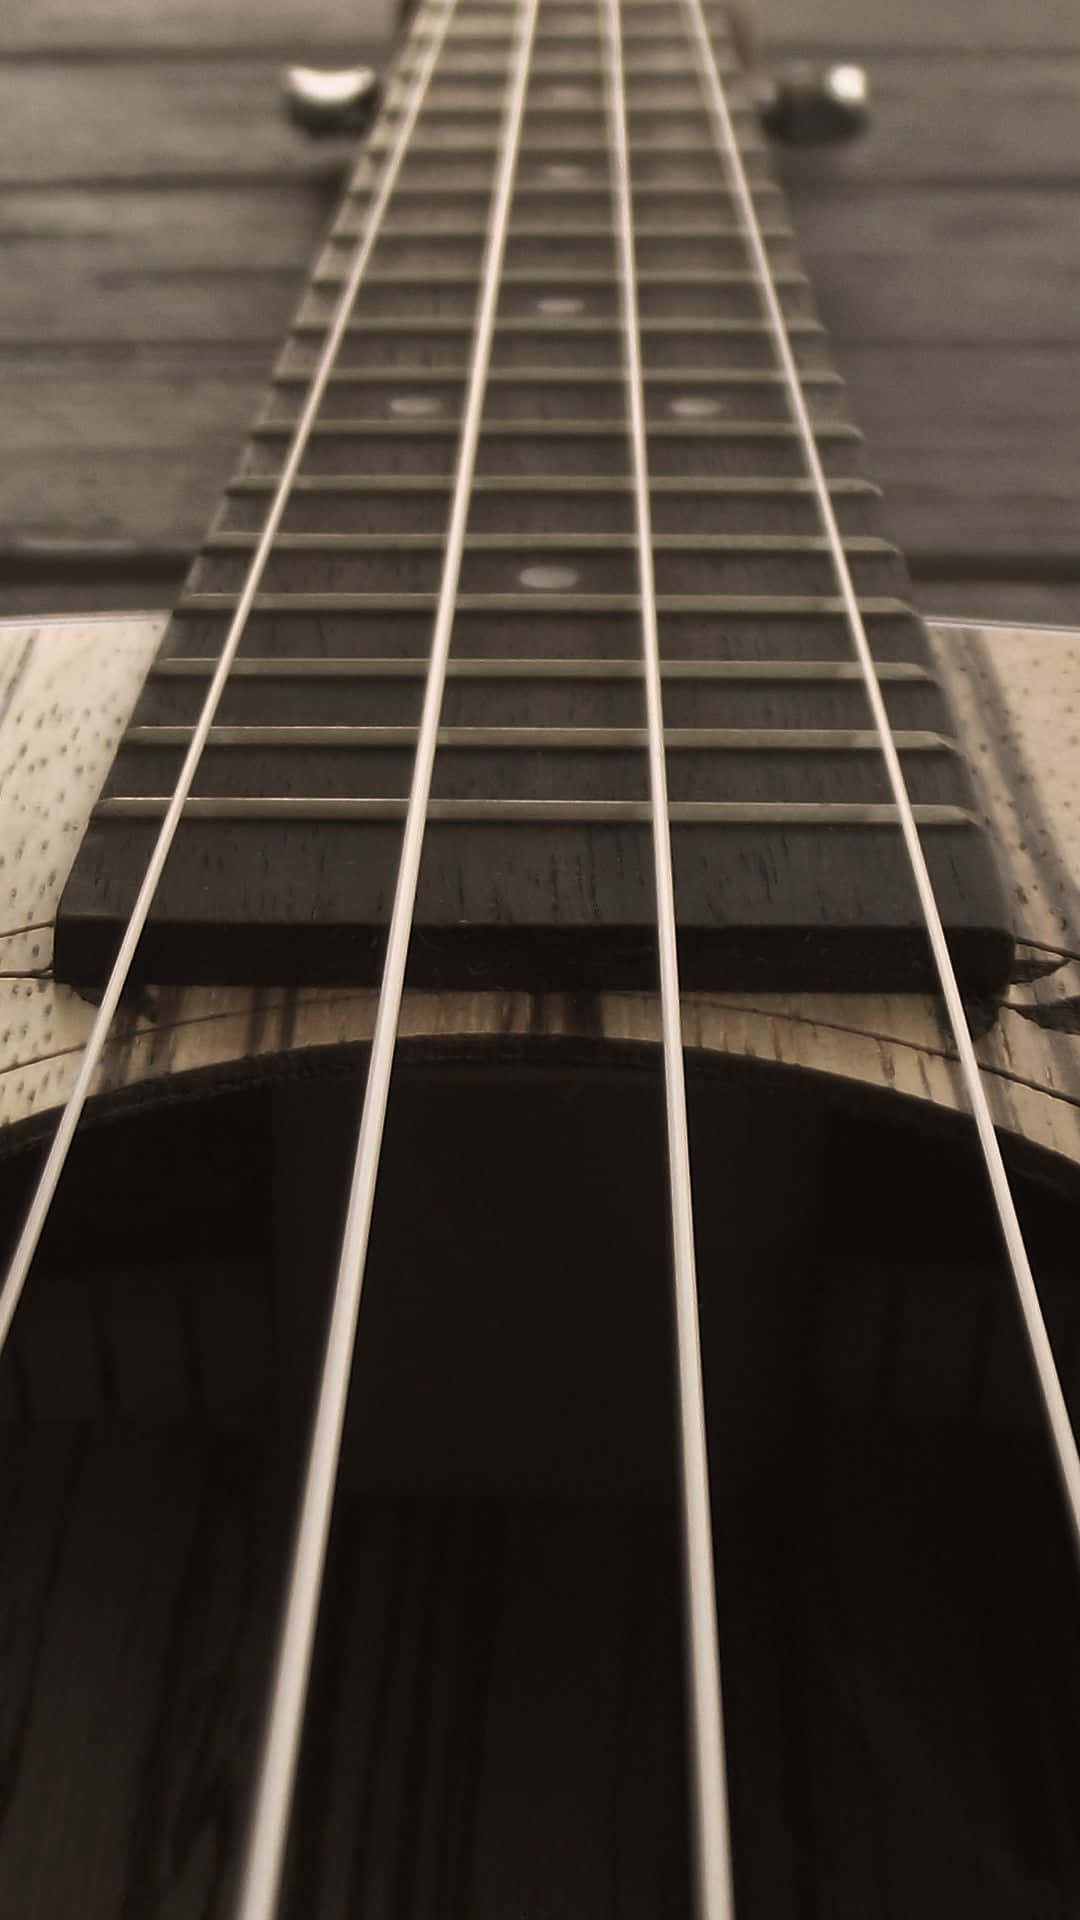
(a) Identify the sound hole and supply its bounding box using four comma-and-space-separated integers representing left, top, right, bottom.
0, 1049, 1077, 1917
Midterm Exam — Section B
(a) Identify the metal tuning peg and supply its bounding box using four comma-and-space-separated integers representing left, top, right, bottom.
282, 64, 381, 137
759, 62, 870, 146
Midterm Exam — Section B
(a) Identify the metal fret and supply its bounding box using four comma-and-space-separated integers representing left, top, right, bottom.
272, 366, 833, 390
292, 316, 825, 348
153, 656, 929, 683
227, 472, 868, 496
392, 91, 757, 111
253, 421, 856, 441
205, 530, 886, 554
177, 592, 908, 615
390, 103, 761, 130
347, 181, 780, 200
343, 181, 772, 206
420, 30, 735, 50
313, 265, 806, 285
413, 27, 732, 46
126, 724, 949, 751
296, 315, 817, 333
324, 234, 797, 278
96, 797, 977, 827
404, 57, 746, 80
330, 220, 793, 240
369, 133, 771, 157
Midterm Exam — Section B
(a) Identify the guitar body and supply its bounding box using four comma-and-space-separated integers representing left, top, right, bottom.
2, 607, 1080, 1916
5, 609, 1080, 1159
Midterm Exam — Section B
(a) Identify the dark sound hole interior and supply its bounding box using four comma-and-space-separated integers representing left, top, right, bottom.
0, 1044, 1078, 1918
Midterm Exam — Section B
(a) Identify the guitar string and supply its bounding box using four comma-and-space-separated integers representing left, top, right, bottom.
0, 0, 463, 1357
679, 0, 1080, 1560
602, 1, 737, 1916
232, 0, 543, 1913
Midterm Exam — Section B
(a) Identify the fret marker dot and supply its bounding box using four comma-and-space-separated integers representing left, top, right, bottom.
519, 564, 580, 591
536, 295, 584, 317
670, 394, 724, 419
547, 84, 589, 104
389, 393, 443, 418
543, 162, 587, 183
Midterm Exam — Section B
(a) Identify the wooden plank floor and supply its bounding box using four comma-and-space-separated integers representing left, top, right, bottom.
1, 0, 1078, 625
769, 3, 1080, 624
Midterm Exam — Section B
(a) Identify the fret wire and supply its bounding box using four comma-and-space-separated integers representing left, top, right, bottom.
291, 315, 825, 338
311, 267, 807, 284
206, 531, 882, 553
233, 4, 542, 1919
345, 183, 781, 203
154, 657, 929, 683
681, 0, 1080, 1563
386, 94, 757, 114
404, 57, 746, 79
178, 593, 907, 616
328, 220, 792, 238
127, 724, 946, 751
252, 423, 858, 443
407, 57, 746, 78
603, 1, 735, 1917
272, 368, 831, 389
97, 797, 976, 828
227, 473, 868, 495
411, 29, 726, 47
368, 136, 770, 156
0, 0, 461, 1349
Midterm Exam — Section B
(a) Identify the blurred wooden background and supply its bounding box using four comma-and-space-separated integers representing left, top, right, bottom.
2, 0, 1078, 625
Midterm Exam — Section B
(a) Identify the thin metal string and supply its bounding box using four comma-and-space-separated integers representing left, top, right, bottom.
680, 0, 1080, 1561
0, 0, 462, 1358
232, 0, 542, 1913
602, 1, 736, 1915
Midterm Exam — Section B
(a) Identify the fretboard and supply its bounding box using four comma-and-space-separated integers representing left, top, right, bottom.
55, 0, 1012, 997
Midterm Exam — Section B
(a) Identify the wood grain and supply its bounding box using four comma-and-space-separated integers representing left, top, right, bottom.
0, 61, 366, 188
3, 10, 1079, 619
776, 54, 1080, 182
0, 186, 339, 340
0, 0, 395, 57
761, 0, 1080, 52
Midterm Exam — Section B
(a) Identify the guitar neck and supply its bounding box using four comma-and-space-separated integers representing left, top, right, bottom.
54, 0, 1011, 997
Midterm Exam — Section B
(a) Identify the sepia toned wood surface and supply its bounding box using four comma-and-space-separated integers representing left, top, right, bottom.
1, 0, 1078, 623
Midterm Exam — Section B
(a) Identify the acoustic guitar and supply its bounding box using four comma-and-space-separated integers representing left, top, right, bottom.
1, 0, 1078, 1914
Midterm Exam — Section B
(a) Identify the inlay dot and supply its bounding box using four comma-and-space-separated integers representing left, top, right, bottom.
547, 84, 589, 104
536, 295, 585, 317
519, 563, 580, 591
543, 161, 588, 183
669, 394, 724, 419
389, 393, 443, 418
